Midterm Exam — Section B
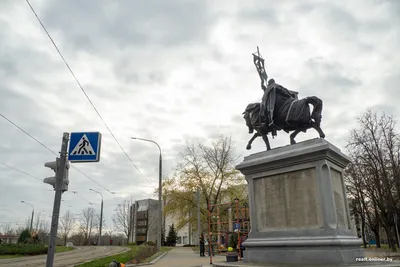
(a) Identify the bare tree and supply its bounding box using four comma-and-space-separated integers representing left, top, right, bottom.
112, 200, 131, 239
80, 207, 99, 245
163, 135, 244, 229
59, 211, 77, 246
1, 223, 13, 235
346, 110, 400, 251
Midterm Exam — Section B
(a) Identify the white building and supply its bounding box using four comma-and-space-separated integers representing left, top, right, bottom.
164, 214, 191, 246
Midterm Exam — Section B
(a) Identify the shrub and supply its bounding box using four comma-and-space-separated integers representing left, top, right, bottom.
145, 241, 156, 246
132, 245, 157, 263
18, 229, 31, 244
228, 233, 238, 250
182, 244, 196, 247
128, 242, 137, 246
0, 244, 47, 255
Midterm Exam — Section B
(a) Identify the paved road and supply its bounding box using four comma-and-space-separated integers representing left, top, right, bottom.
0, 246, 129, 267
150, 247, 224, 267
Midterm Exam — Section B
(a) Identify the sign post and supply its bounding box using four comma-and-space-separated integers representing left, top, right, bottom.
46, 132, 69, 267
45, 131, 101, 267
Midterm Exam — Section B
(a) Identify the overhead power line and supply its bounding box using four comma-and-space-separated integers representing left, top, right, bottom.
0, 162, 94, 205
0, 160, 42, 182
25, 0, 151, 185
0, 114, 56, 156
0, 114, 125, 207
0, 113, 115, 194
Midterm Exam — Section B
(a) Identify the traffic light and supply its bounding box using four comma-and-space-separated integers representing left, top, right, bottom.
44, 158, 70, 192
62, 161, 70, 191
44, 158, 59, 189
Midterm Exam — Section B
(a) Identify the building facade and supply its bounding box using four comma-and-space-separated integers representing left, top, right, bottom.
163, 184, 249, 247
164, 214, 191, 246
129, 198, 159, 245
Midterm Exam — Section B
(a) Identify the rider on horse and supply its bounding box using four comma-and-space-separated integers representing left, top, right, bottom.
260, 78, 279, 137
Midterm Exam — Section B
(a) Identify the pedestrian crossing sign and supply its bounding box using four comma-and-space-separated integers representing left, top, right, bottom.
68, 132, 102, 162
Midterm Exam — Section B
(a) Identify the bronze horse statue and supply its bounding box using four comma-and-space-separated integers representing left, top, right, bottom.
243, 86, 325, 150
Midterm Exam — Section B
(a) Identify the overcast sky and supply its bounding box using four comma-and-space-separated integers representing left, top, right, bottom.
0, 0, 399, 234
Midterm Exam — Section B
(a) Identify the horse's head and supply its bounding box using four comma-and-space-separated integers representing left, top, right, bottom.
243, 103, 260, 133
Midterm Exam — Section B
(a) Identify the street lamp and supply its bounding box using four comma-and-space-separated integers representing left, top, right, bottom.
131, 137, 162, 251
90, 188, 104, 246
21, 201, 34, 231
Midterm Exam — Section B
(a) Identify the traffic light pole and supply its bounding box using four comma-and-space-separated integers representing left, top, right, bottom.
46, 132, 69, 267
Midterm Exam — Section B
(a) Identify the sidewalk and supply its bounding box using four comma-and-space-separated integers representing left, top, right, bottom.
151, 247, 225, 267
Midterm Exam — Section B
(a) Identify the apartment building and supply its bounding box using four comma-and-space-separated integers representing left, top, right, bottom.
129, 198, 159, 245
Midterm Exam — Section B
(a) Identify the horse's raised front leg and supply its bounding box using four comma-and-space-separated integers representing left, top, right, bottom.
261, 134, 271, 151
246, 132, 260, 150
290, 129, 301, 145
311, 122, 326, 139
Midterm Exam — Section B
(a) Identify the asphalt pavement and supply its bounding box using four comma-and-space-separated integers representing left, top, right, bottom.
150, 247, 224, 267
0, 246, 129, 267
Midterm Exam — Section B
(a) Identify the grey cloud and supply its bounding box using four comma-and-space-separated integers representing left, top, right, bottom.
298, 57, 361, 102
42, 0, 216, 52
238, 6, 280, 25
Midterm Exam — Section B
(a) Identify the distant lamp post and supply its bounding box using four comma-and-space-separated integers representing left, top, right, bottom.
131, 137, 163, 251
90, 188, 104, 246
21, 201, 34, 231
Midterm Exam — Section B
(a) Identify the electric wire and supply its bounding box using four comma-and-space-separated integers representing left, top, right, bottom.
0, 113, 115, 194
0, 114, 124, 208
0, 160, 42, 182
25, 0, 151, 185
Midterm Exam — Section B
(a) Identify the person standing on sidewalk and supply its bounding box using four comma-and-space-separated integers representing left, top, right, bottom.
199, 233, 205, 257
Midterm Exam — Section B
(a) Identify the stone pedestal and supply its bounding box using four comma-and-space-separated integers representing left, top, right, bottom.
235, 138, 364, 265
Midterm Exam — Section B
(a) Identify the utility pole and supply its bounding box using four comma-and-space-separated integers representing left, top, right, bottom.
395, 213, 400, 248
188, 208, 192, 245
46, 132, 69, 267
90, 189, 103, 246
21, 201, 34, 232
131, 137, 162, 251
197, 188, 201, 246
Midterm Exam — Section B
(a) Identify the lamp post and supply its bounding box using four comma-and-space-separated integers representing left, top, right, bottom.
131, 137, 162, 251
234, 197, 241, 260
21, 201, 34, 231
90, 188, 104, 246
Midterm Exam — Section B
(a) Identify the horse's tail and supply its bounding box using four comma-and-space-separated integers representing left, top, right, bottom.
305, 96, 323, 126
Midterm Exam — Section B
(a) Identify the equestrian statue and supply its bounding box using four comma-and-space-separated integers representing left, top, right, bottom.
243, 47, 325, 151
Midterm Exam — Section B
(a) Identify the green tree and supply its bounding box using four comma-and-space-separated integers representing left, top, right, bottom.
162, 135, 247, 231
166, 224, 178, 246
228, 233, 238, 249
18, 229, 31, 243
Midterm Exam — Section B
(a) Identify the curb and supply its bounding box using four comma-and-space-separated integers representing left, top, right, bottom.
125, 251, 168, 267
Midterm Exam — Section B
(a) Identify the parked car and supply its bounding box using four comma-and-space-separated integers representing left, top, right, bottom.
66, 242, 74, 247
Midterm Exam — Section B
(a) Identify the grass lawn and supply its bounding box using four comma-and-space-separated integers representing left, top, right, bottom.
75, 245, 139, 267
0, 245, 74, 259
55, 246, 74, 253
76, 246, 172, 267
0, 254, 21, 259
140, 247, 172, 263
